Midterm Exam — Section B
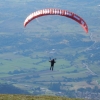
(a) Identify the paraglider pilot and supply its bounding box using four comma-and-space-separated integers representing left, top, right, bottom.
49, 59, 56, 71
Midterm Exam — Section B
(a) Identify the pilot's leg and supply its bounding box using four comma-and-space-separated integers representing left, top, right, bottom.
50, 67, 51, 70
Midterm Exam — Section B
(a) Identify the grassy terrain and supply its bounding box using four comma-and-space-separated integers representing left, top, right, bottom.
0, 94, 83, 100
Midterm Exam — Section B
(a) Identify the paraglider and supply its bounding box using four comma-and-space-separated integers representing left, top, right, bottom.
24, 8, 89, 71
24, 8, 88, 33
49, 58, 56, 71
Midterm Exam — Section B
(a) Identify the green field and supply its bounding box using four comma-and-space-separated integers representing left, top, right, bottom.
0, 49, 97, 93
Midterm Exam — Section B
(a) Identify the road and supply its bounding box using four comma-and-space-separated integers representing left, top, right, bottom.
83, 63, 97, 76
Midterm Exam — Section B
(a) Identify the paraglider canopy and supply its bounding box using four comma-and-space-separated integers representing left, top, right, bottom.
24, 8, 88, 33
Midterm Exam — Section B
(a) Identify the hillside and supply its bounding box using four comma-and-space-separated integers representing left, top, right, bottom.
0, 94, 83, 100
